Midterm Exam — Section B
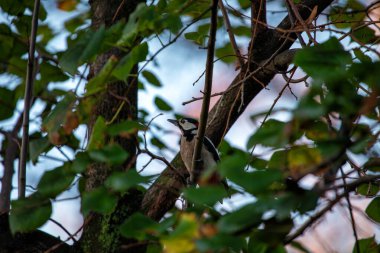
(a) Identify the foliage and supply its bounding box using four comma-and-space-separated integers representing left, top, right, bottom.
0, 0, 380, 252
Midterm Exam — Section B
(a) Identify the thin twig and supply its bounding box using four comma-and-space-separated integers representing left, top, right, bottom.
49, 218, 77, 243
190, 0, 219, 184
339, 168, 361, 253
18, 0, 40, 199
219, 0, 244, 67
138, 7, 212, 75
182, 91, 224, 105
44, 215, 93, 253
56, 146, 72, 162
112, 0, 126, 23
286, 0, 317, 44
139, 149, 185, 182
139, 114, 186, 182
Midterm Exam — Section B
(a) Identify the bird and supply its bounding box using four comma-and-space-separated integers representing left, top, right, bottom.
167, 117, 229, 195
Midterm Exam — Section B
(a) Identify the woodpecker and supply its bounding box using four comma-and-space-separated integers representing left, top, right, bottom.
168, 117, 229, 194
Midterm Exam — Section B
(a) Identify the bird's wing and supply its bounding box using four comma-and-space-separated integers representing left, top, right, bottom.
203, 136, 220, 162
203, 136, 230, 198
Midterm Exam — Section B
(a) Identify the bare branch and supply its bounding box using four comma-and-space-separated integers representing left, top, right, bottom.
48, 218, 76, 243
219, 0, 244, 67
190, 0, 219, 184
18, 0, 40, 199
339, 168, 361, 253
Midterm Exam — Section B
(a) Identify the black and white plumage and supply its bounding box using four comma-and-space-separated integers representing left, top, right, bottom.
168, 117, 229, 193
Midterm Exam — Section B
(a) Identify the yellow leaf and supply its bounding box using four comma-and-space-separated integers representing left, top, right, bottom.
161, 238, 197, 253
57, 0, 77, 11
288, 145, 322, 178
161, 213, 199, 253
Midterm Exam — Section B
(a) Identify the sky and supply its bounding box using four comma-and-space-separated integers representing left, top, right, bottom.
0, 0, 379, 252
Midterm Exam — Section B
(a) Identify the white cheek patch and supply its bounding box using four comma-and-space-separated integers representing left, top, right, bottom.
181, 122, 196, 131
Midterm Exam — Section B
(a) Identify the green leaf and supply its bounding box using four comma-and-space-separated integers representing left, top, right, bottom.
352, 236, 380, 253
42, 92, 76, 133
119, 212, 158, 240
184, 31, 208, 45
217, 203, 262, 234
89, 144, 129, 165
60, 26, 106, 75
294, 95, 326, 120
237, 0, 251, 9
247, 237, 268, 253
72, 152, 92, 173
287, 145, 322, 178
154, 96, 172, 111
105, 170, 152, 192
39, 61, 69, 83
247, 119, 287, 148
352, 26, 377, 44
233, 26, 251, 37
112, 42, 149, 80
304, 120, 332, 141
9, 195, 52, 233
215, 43, 235, 63
268, 150, 287, 170
364, 158, 380, 172
150, 136, 167, 149
329, 1, 365, 29
161, 213, 199, 252
183, 186, 226, 205
350, 62, 380, 89
365, 197, 380, 223
142, 70, 162, 87
85, 56, 119, 96
353, 48, 372, 63
81, 186, 117, 216
294, 38, 352, 81
357, 183, 379, 197
87, 116, 107, 150
37, 164, 75, 198
107, 120, 146, 136
29, 136, 51, 164
0, 87, 16, 121
219, 153, 282, 194
163, 13, 182, 34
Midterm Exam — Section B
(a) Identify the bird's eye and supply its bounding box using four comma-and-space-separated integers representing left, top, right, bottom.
180, 119, 185, 124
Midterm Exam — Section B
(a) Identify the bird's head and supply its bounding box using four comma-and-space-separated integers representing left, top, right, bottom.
168, 117, 199, 136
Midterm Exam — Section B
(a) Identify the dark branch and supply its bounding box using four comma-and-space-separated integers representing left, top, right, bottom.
190, 0, 219, 184
18, 0, 40, 199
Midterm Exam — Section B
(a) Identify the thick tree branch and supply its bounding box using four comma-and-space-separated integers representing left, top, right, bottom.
191, 0, 219, 184
142, 0, 334, 221
0, 114, 23, 214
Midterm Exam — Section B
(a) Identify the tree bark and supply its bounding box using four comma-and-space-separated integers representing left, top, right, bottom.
80, 0, 144, 252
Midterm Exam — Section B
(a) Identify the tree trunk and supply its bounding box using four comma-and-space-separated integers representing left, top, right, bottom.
80, 0, 144, 252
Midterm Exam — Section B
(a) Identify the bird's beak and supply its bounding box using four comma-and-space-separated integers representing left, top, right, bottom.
167, 119, 179, 126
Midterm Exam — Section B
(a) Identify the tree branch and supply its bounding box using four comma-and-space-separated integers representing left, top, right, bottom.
18, 0, 40, 199
219, 0, 244, 67
190, 0, 219, 184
